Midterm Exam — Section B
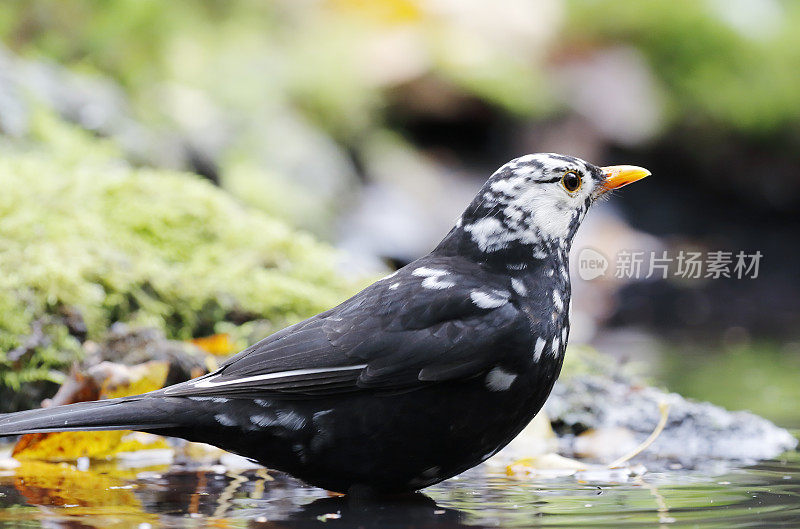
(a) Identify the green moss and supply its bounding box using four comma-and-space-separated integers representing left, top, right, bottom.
658, 341, 800, 428
566, 0, 800, 135
560, 343, 649, 385
0, 115, 356, 394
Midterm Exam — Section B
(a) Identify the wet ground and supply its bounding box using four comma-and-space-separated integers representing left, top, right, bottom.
0, 440, 797, 529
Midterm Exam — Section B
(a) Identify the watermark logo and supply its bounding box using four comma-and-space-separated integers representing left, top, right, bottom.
575, 249, 763, 281
577, 247, 609, 281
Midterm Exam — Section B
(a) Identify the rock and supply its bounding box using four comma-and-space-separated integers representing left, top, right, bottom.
552, 46, 665, 147
222, 107, 360, 235
0, 45, 197, 172
545, 352, 798, 469
336, 132, 481, 267
87, 324, 209, 387
0, 48, 28, 137
572, 427, 640, 461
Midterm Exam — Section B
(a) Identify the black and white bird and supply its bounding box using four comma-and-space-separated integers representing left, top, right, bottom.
0, 153, 649, 494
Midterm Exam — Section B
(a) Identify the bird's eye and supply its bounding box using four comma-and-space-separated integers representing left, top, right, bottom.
561, 171, 582, 193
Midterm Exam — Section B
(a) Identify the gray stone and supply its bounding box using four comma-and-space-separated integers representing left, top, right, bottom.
546, 369, 798, 469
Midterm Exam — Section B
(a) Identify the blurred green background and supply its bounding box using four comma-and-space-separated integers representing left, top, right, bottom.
0, 0, 798, 424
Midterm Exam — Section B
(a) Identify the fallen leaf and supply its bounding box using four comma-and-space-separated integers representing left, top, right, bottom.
13, 361, 170, 461
190, 333, 236, 356
99, 361, 170, 399
9, 460, 158, 528
13, 460, 139, 508
505, 453, 590, 479
14, 431, 127, 461
42, 369, 102, 407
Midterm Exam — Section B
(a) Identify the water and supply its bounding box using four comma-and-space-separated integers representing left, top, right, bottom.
1, 446, 798, 528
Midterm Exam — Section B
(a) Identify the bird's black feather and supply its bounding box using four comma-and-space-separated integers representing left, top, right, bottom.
164, 256, 528, 398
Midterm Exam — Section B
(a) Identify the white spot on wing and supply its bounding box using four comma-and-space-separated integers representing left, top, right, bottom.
511, 278, 527, 296
552, 337, 561, 356
470, 289, 510, 309
533, 338, 546, 361
485, 367, 517, 391
277, 411, 306, 430
389, 282, 400, 290
250, 414, 274, 427
412, 267, 456, 289
412, 267, 442, 277
251, 410, 306, 430
215, 414, 237, 427
313, 409, 333, 420
553, 291, 564, 312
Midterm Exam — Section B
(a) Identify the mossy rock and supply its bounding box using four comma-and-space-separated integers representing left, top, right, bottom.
0, 116, 357, 407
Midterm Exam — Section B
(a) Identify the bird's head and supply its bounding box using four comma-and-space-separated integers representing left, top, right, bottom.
439, 153, 649, 264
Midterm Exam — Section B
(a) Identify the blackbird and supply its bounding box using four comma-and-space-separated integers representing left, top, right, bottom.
0, 153, 649, 494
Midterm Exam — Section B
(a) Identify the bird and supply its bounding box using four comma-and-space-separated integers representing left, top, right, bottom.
0, 153, 649, 495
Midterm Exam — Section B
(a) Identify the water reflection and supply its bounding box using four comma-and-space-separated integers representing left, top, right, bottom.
0, 460, 477, 529
254, 494, 475, 529
0, 450, 798, 528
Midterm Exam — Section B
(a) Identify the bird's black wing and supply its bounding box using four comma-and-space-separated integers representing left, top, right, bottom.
164, 258, 528, 399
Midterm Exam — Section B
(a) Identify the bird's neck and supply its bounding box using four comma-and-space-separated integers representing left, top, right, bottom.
508, 251, 572, 308
433, 224, 572, 276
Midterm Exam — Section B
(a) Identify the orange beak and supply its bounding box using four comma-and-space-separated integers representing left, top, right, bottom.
600, 165, 651, 190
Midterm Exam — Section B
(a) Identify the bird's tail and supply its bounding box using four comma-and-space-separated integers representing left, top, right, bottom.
0, 393, 184, 436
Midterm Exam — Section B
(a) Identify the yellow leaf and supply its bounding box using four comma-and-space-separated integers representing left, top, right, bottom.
13, 361, 171, 461
190, 333, 236, 356
10, 460, 154, 525
100, 360, 170, 399
13, 431, 127, 461
505, 454, 588, 477
13, 460, 137, 506
328, 0, 422, 24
